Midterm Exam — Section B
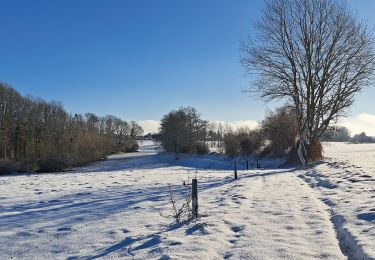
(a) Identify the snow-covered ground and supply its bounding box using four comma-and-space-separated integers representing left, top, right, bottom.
299, 142, 375, 259
0, 141, 373, 259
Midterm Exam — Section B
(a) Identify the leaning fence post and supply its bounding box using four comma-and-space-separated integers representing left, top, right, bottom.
192, 179, 198, 218
234, 160, 238, 179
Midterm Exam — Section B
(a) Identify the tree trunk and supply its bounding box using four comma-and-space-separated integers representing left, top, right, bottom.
297, 139, 307, 166
297, 138, 323, 165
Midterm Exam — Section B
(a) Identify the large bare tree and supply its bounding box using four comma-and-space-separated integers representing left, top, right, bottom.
241, 0, 375, 164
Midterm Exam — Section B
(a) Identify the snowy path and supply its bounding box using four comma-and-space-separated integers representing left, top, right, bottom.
299, 142, 375, 259
189, 169, 345, 259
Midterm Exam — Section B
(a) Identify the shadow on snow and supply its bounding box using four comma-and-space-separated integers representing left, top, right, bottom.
1, 150, 293, 258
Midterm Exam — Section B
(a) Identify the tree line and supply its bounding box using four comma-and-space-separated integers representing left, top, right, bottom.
0, 82, 143, 173
159, 106, 375, 161
323, 127, 375, 143
159, 106, 301, 159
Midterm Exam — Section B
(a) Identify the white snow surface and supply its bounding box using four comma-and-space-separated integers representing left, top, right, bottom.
299, 142, 375, 259
0, 141, 373, 259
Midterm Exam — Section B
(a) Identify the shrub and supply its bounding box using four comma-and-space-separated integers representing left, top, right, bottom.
0, 160, 18, 174
239, 130, 264, 155
196, 143, 209, 154
124, 142, 139, 152
239, 137, 254, 155
161, 183, 192, 223
286, 140, 323, 165
262, 106, 298, 156
259, 145, 272, 157
180, 144, 195, 154
37, 156, 68, 173
223, 133, 240, 156
308, 141, 323, 162
130, 143, 139, 152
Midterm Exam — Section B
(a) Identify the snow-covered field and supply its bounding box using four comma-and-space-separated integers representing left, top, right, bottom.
300, 142, 375, 259
0, 141, 374, 259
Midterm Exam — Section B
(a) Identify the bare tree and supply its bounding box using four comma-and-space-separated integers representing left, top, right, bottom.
159, 107, 208, 156
241, 0, 375, 164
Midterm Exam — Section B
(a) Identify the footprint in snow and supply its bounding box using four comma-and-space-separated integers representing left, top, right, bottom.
231, 225, 244, 233
121, 228, 130, 233
76, 192, 91, 196
168, 241, 182, 246
224, 252, 234, 259
357, 212, 375, 222
57, 227, 71, 232
185, 223, 208, 236
108, 230, 117, 235
285, 225, 294, 230
16, 231, 33, 237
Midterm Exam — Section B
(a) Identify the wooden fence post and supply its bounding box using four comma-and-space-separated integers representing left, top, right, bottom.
192, 179, 198, 218
234, 160, 238, 179
246, 160, 249, 170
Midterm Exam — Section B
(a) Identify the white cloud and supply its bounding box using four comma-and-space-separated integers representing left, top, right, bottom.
209, 120, 259, 131
138, 114, 375, 137
341, 113, 375, 136
138, 119, 259, 134
138, 120, 161, 134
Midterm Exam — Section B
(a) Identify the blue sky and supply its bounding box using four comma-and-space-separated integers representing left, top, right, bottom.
0, 0, 374, 133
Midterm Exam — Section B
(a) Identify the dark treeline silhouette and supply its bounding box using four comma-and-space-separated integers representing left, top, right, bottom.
323, 127, 375, 143
352, 132, 375, 143
322, 126, 351, 142
0, 82, 143, 173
